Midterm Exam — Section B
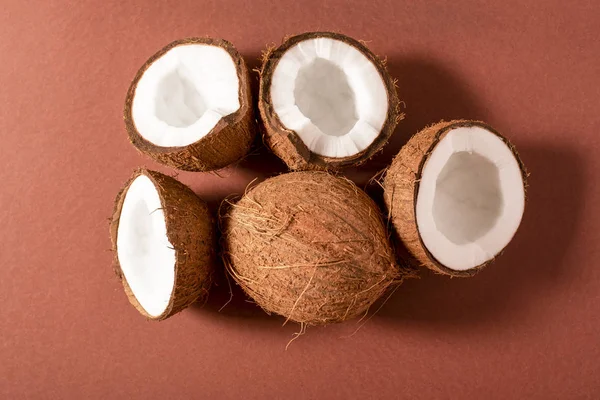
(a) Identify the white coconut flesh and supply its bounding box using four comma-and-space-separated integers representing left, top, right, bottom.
270, 37, 388, 158
117, 175, 176, 317
415, 126, 525, 271
132, 44, 241, 147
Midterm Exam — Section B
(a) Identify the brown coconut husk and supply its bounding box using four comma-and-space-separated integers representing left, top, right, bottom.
124, 38, 256, 172
383, 120, 528, 277
258, 32, 401, 171
221, 171, 406, 325
110, 168, 215, 320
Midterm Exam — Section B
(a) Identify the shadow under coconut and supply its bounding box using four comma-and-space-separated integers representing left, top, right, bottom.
232, 51, 291, 178
190, 256, 285, 324
188, 225, 292, 330
376, 143, 586, 328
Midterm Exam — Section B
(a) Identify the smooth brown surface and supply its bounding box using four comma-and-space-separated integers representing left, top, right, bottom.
1, 1, 598, 398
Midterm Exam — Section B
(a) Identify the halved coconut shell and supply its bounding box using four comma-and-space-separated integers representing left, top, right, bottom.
259, 32, 401, 171
124, 37, 256, 171
110, 168, 215, 319
384, 120, 527, 277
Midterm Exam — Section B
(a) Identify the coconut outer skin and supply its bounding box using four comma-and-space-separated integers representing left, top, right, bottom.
383, 120, 528, 277
258, 32, 401, 171
110, 168, 215, 320
221, 171, 402, 325
124, 37, 256, 172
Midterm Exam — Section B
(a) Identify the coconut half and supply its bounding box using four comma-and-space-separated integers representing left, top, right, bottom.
124, 38, 256, 171
384, 120, 527, 277
110, 169, 214, 319
259, 32, 401, 171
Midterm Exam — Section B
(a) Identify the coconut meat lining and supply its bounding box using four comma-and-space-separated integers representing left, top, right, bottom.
415, 126, 525, 271
270, 37, 388, 158
132, 44, 241, 147
117, 175, 176, 317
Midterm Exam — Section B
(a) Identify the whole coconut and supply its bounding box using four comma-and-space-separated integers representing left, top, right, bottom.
221, 171, 402, 325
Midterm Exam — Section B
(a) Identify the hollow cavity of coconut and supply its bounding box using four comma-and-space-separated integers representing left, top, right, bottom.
221, 171, 400, 325
259, 32, 401, 171
110, 169, 215, 320
124, 38, 256, 171
384, 120, 527, 277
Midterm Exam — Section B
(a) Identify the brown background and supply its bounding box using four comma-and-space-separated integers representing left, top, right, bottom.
1, 0, 599, 398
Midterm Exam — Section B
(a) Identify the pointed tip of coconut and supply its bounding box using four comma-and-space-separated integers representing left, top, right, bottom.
383, 120, 528, 277
110, 168, 215, 320
124, 37, 257, 172
258, 31, 401, 171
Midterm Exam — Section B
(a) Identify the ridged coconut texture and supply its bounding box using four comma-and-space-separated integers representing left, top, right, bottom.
124, 37, 256, 172
221, 171, 405, 325
383, 120, 528, 277
258, 32, 401, 171
110, 169, 215, 320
